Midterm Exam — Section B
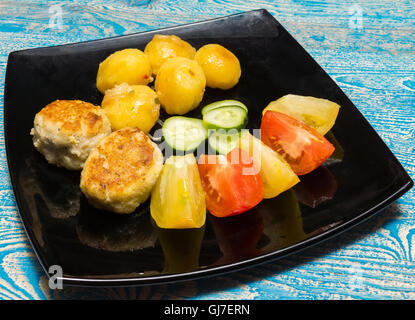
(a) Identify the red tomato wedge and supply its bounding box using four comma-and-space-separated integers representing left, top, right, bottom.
261, 110, 335, 175
198, 148, 264, 217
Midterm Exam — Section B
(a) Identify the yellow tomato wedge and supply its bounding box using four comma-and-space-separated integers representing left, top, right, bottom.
262, 94, 340, 135
239, 131, 299, 199
150, 154, 206, 229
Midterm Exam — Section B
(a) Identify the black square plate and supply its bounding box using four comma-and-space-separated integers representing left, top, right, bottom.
4, 9, 413, 286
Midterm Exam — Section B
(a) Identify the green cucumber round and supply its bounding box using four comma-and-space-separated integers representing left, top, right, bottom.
162, 116, 208, 151
208, 129, 248, 155
203, 106, 248, 130
201, 100, 248, 116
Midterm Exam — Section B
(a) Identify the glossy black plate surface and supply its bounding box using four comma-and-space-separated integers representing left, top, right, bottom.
4, 9, 413, 286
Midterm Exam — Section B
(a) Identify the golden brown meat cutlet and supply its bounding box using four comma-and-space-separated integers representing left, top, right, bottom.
80, 127, 163, 214
31, 99, 112, 170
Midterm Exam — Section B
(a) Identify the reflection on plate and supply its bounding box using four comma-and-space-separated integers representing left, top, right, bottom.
209, 209, 264, 265
76, 199, 157, 252
324, 131, 344, 165
156, 225, 205, 274
294, 166, 338, 208
20, 151, 81, 220
259, 189, 307, 252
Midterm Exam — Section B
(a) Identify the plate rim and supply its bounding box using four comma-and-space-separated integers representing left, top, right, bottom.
58, 180, 413, 287
3, 9, 413, 287
6, 9, 273, 57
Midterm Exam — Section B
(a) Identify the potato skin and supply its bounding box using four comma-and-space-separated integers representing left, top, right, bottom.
101, 83, 160, 133
144, 34, 196, 75
96, 48, 153, 94
155, 57, 206, 115
195, 44, 241, 90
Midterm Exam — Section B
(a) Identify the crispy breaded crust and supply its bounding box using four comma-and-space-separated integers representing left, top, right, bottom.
36, 100, 107, 137
31, 100, 112, 170
80, 127, 163, 214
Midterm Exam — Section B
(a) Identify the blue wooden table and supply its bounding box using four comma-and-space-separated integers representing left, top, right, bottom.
0, 0, 414, 300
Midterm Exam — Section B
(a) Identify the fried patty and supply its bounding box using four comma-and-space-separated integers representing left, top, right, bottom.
31, 100, 112, 170
80, 127, 163, 214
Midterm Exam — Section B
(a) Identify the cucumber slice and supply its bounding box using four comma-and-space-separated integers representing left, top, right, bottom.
162, 116, 208, 151
201, 100, 248, 116
203, 106, 248, 130
208, 129, 248, 155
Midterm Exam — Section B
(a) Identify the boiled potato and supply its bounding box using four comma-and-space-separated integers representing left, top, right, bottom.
155, 57, 206, 115
195, 44, 241, 90
144, 34, 196, 75
101, 83, 160, 133
96, 48, 153, 94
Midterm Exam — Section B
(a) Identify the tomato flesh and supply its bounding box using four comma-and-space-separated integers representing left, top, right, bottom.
198, 148, 264, 217
239, 131, 299, 199
262, 94, 340, 135
261, 111, 335, 175
150, 154, 206, 229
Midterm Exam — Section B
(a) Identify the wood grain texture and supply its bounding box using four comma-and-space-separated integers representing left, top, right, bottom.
0, 0, 414, 300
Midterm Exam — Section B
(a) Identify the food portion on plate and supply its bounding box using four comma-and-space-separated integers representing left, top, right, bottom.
238, 131, 300, 199
31, 99, 112, 170
80, 127, 163, 214
260, 110, 335, 175
195, 43, 241, 90
150, 154, 206, 229
144, 34, 197, 76
203, 103, 248, 130
262, 94, 340, 135
198, 148, 264, 218
96, 48, 153, 93
101, 83, 160, 133
30, 34, 342, 239
162, 116, 208, 152
155, 57, 206, 115
157, 92, 339, 220
208, 129, 242, 155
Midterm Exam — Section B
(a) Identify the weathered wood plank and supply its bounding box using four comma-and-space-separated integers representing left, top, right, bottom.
0, 0, 413, 300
